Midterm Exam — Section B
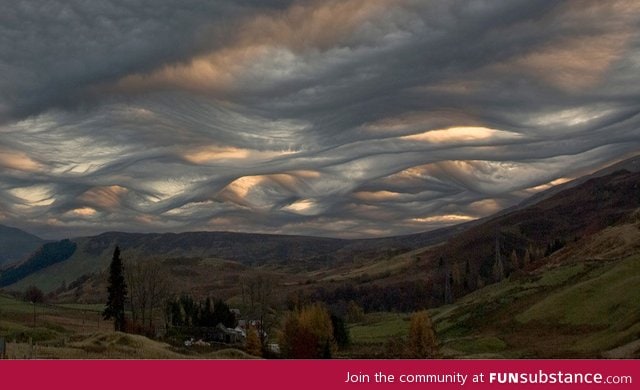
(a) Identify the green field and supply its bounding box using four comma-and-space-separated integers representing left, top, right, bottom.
339, 254, 640, 358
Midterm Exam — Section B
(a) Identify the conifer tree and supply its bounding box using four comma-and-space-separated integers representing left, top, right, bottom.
103, 246, 128, 332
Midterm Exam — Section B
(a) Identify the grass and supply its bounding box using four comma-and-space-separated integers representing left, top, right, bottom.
349, 312, 409, 345
445, 336, 507, 355
3, 240, 638, 359
517, 256, 640, 326
0, 293, 255, 359
57, 303, 105, 311
432, 254, 640, 358
305, 253, 640, 358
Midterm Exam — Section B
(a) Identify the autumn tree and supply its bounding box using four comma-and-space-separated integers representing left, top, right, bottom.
103, 246, 128, 332
408, 310, 437, 358
280, 303, 336, 358
245, 325, 262, 357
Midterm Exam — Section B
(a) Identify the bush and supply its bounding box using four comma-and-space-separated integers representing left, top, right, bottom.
23, 285, 45, 303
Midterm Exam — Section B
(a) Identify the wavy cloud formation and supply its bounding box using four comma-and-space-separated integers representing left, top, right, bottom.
1, 0, 639, 238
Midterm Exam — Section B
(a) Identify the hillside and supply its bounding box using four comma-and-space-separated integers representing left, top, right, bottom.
296, 169, 640, 312
0, 240, 77, 287
342, 216, 640, 358
518, 154, 640, 209
2, 224, 461, 294
0, 224, 46, 267
3, 163, 639, 311
432, 247, 640, 358
413, 169, 640, 300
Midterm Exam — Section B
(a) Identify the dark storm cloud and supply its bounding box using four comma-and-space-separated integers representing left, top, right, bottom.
0, 0, 296, 120
1, 0, 639, 239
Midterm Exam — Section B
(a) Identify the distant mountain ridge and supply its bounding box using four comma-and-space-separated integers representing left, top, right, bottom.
0, 221, 463, 292
2, 155, 639, 294
0, 224, 46, 267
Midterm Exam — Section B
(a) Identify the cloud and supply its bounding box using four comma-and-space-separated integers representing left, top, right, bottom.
1, 0, 640, 239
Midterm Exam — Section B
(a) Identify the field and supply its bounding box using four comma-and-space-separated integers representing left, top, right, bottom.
341, 254, 640, 359
0, 294, 256, 359
3, 253, 639, 359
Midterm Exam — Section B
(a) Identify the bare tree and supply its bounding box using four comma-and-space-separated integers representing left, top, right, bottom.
125, 258, 171, 330
241, 273, 278, 350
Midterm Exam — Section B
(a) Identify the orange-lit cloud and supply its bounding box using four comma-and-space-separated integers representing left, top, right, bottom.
221, 176, 265, 200
183, 145, 296, 164
0, 149, 41, 172
3, 0, 640, 240
282, 199, 317, 215
353, 190, 402, 202
401, 126, 521, 144
9, 185, 54, 206
526, 177, 573, 193
70, 207, 97, 217
494, 0, 640, 92
364, 111, 482, 134
410, 214, 474, 224
111, 0, 403, 95
79, 185, 128, 209
502, 33, 632, 92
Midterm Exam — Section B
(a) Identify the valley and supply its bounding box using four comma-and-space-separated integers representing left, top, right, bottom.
1, 165, 639, 359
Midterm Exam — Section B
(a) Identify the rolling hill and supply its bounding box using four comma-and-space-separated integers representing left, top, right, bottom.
410, 169, 640, 300
2, 158, 639, 311
0, 224, 46, 267
0, 223, 463, 294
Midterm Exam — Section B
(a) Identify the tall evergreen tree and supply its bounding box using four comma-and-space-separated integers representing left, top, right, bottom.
103, 246, 128, 332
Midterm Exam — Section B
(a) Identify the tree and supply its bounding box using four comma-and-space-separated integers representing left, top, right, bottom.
522, 248, 531, 269
492, 236, 505, 282
103, 246, 128, 332
509, 250, 520, 274
23, 285, 45, 303
280, 303, 336, 358
212, 299, 237, 328
463, 258, 473, 290
125, 258, 170, 329
245, 325, 262, 357
330, 314, 350, 348
346, 300, 364, 323
242, 273, 278, 349
408, 310, 437, 358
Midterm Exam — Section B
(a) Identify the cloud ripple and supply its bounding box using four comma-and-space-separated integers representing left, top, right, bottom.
1, 0, 639, 238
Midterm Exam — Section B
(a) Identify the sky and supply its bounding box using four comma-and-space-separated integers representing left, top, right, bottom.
1, 0, 640, 239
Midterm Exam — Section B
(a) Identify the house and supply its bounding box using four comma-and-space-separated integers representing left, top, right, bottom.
211, 323, 244, 344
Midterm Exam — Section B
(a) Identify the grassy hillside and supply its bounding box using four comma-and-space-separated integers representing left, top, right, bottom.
340, 253, 640, 358
2, 224, 460, 294
432, 253, 640, 358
